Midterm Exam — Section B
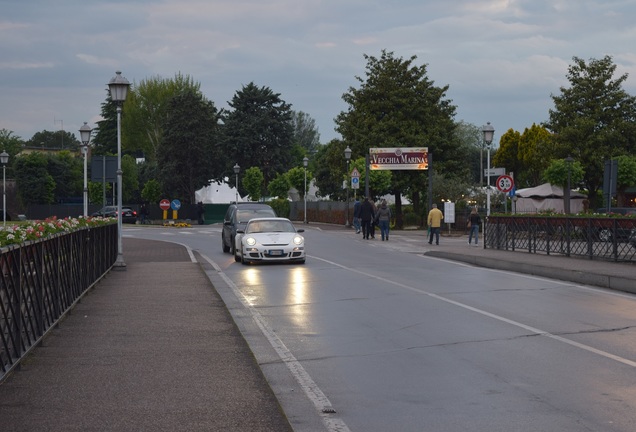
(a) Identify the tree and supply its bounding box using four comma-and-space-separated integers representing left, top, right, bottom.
243, 167, 265, 201
122, 73, 201, 162
544, 56, 636, 208
616, 155, 636, 206
222, 82, 294, 189
268, 173, 291, 200
542, 159, 585, 193
26, 130, 80, 151
517, 124, 556, 187
312, 139, 347, 200
121, 154, 139, 203
46, 151, 82, 202
0, 129, 24, 154
89, 181, 111, 206
287, 166, 312, 199
14, 153, 55, 205
335, 50, 463, 228
92, 91, 118, 155
453, 121, 483, 184
141, 179, 162, 205
157, 89, 221, 204
493, 129, 523, 186
291, 110, 321, 159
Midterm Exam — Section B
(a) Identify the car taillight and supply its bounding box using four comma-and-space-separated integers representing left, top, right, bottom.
133, 211, 137, 216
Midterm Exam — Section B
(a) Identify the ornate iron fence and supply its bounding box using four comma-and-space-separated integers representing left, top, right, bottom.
0, 224, 117, 381
485, 216, 636, 263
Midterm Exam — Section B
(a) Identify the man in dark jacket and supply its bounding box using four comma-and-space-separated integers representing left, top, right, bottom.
353, 198, 361, 234
359, 197, 375, 240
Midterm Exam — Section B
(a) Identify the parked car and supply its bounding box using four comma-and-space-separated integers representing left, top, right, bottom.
594, 208, 636, 244
221, 203, 276, 255
91, 206, 138, 224
234, 217, 305, 265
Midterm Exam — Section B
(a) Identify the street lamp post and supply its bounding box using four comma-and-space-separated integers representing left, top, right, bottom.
565, 156, 574, 214
233, 163, 240, 203
79, 122, 92, 217
0, 150, 8, 228
481, 122, 495, 217
303, 157, 308, 223
108, 71, 131, 270
344, 146, 352, 227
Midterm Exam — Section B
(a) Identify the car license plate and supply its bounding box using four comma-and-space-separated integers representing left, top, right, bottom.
268, 250, 283, 256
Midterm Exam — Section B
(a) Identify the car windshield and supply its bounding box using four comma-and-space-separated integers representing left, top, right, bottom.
236, 209, 275, 223
246, 220, 295, 234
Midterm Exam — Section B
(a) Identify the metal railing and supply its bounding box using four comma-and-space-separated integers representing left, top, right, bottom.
485, 216, 636, 263
0, 224, 117, 381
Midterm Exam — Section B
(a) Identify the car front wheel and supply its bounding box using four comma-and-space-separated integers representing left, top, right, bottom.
222, 234, 230, 253
599, 229, 613, 242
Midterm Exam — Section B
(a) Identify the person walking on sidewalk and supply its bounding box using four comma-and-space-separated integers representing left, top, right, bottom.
427, 203, 443, 245
376, 199, 392, 241
369, 199, 378, 239
353, 197, 361, 234
467, 207, 482, 246
359, 197, 375, 240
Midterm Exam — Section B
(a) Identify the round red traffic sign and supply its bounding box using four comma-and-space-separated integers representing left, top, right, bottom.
159, 199, 170, 210
496, 175, 514, 193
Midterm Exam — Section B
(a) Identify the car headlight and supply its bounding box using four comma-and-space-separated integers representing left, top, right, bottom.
246, 237, 256, 246
293, 235, 304, 245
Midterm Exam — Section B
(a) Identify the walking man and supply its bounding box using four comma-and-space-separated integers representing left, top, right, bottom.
353, 197, 361, 234
427, 203, 444, 245
359, 197, 375, 240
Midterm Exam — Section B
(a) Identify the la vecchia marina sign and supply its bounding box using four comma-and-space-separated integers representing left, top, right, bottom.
369, 147, 429, 170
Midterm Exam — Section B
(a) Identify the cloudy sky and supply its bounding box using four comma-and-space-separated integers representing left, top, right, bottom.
1, 0, 635, 146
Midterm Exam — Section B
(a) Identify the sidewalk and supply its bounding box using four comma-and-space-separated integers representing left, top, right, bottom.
1, 226, 635, 432
0, 238, 293, 432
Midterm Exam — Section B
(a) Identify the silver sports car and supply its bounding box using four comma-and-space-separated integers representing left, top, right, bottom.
234, 217, 305, 265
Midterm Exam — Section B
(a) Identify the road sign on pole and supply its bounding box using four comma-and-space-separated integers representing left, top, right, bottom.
496, 175, 514, 193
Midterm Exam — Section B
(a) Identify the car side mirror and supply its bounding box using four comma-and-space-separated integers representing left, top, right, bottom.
236, 229, 245, 234
296, 229, 305, 233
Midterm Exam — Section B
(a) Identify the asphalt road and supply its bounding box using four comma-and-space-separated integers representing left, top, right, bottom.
125, 224, 636, 432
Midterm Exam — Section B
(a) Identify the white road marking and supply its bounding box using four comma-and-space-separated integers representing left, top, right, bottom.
312, 255, 636, 369
199, 254, 352, 432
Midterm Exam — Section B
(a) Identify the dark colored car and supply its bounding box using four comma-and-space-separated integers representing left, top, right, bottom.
594, 208, 636, 244
221, 203, 276, 255
91, 206, 138, 224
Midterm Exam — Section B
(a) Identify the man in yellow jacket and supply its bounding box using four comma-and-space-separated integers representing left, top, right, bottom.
427, 203, 444, 245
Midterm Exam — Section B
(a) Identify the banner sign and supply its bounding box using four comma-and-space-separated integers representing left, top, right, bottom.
369, 147, 428, 170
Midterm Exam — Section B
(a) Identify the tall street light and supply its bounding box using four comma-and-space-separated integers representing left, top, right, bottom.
303, 157, 309, 224
565, 156, 574, 214
481, 122, 495, 217
79, 122, 92, 217
233, 163, 240, 203
0, 150, 8, 227
344, 146, 352, 227
108, 71, 131, 270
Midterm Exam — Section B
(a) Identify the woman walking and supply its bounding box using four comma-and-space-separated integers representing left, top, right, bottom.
376, 199, 392, 241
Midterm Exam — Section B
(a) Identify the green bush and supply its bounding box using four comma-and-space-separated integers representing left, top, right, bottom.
269, 198, 290, 218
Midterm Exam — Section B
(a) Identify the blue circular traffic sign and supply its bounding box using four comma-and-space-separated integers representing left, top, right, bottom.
170, 199, 181, 211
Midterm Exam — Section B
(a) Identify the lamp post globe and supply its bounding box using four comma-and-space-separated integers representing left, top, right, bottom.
233, 163, 240, 203
108, 71, 131, 270
0, 150, 8, 228
79, 122, 92, 217
344, 147, 352, 227
481, 122, 495, 217
303, 157, 309, 224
